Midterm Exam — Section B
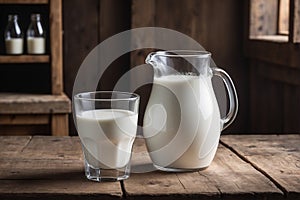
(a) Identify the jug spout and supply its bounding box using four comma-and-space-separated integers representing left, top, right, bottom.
145, 52, 160, 67
145, 52, 154, 65
145, 52, 170, 77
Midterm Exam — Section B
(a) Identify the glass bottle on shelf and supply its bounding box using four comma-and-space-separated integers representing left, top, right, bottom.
4, 14, 24, 55
27, 14, 46, 54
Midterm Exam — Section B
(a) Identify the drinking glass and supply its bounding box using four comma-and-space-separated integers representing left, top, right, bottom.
74, 91, 140, 181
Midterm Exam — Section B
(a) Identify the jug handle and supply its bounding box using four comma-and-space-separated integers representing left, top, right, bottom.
212, 67, 238, 130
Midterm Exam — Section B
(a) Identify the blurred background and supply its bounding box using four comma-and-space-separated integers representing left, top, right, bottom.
0, 0, 299, 136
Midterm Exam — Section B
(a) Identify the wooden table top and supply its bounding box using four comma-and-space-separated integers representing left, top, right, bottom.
0, 134, 299, 200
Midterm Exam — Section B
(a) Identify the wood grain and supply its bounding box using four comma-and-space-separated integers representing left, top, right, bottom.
245, 39, 300, 68
0, 136, 31, 156
249, 61, 284, 133
0, 136, 81, 160
278, 0, 290, 35
0, 114, 49, 125
51, 114, 69, 136
62, 0, 100, 135
50, 0, 63, 95
0, 136, 122, 199
123, 139, 283, 199
0, 93, 71, 114
131, 0, 155, 67
1, 135, 299, 199
250, 0, 278, 37
255, 60, 300, 86
244, 0, 300, 133
98, 0, 131, 92
0, 125, 49, 136
294, 0, 300, 43
283, 85, 300, 132
0, 0, 47, 4
0, 55, 49, 63
221, 134, 300, 199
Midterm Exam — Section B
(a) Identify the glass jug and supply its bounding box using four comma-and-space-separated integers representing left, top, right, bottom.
143, 50, 238, 171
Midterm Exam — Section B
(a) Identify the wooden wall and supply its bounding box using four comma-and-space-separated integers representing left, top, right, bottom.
63, 0, 131, 135
63, 0, 248, 135
248, 60, 300, 133
245, 0, 300, 133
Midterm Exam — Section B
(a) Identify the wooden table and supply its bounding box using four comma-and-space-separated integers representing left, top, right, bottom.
0, 135, 299, 200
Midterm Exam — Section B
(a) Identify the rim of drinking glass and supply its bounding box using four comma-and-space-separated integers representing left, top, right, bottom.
153, 50, 212, 58
74, 91, 140, 101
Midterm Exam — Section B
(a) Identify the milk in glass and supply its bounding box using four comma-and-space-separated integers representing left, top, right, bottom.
76, 109, 138, 169
5, 38, 23, 54
27, 37, 45, 54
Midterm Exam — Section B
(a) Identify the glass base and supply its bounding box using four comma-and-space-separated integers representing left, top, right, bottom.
153, 164, 208, 172
84, 159, 130, 182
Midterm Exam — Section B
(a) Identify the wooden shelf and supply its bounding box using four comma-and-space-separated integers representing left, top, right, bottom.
0, 0, 48, 4
0, 55, 49, 63
0, 93, 71, 114
0, 0, 69, 136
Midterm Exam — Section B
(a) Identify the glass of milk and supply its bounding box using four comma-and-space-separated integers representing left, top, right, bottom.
73, 91, 139, 182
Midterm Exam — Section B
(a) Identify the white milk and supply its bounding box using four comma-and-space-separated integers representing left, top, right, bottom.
5, 38, 23, 54
27, 37, 45, 54
76, 109, 138, 169
144, 75, 221, 169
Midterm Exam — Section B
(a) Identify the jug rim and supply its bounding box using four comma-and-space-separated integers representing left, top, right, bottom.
153, 50, 211, 58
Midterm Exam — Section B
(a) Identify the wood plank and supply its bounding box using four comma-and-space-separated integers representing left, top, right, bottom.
0, 0, 47, 4
125, 138, 189, 200
0, 55, 49, 63
245, 39, 300, 68
0, 136, 82, 179
62, 0, 99, 98
0, 158, 83, 179
0, 114, 49, 125
249, 61, 284, 133
123, 138, 283, 199
131, 0, 155, 67
0, 93, 71, 114
0, 136, 122, 199
221, 134, 300, 199
255, 60, 300, 86
98, 0, 131, 92
50, 0, 63, 95
250, 35, 288, 42
278, 0, 290, 35
62, 0, 100, 135
294, 0, 300, 43
283, 85, 300, 132
16, 136, 82, 160
0, 136, 31, 155
51, 114, 69, 136
0, 124, 49, 135
0, 179, 121, 200
250, 0, 278, 37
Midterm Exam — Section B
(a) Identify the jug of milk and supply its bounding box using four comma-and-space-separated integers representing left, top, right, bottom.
143, 50, 238, 171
